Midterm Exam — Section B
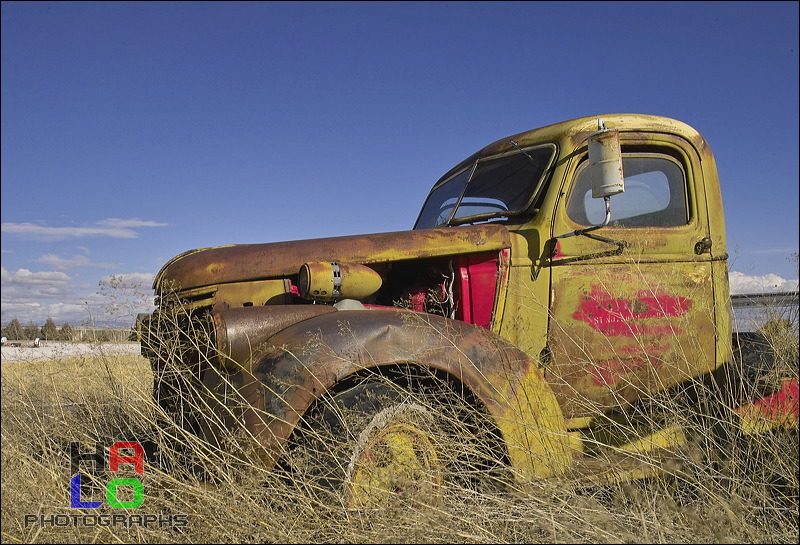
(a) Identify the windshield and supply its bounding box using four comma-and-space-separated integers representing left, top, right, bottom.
414, 143, 556, 229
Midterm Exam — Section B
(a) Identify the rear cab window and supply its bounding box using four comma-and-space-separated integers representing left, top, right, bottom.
567, 154, 689, 228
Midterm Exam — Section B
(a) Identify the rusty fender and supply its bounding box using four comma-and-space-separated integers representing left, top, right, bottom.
211, 305, 338, 368
216, 307, 573, 481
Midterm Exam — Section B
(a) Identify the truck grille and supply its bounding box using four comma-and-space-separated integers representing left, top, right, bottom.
139, 287, 219, 431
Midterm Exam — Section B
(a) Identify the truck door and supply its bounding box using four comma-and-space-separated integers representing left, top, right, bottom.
547, 135, 716, 419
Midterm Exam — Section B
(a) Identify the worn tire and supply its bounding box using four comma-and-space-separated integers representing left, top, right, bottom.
282, 378, 508, 510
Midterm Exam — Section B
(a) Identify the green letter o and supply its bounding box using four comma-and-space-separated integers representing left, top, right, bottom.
106, 478, 144, 508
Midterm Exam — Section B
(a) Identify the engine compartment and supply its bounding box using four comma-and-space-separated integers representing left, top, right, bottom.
289, 251, 503, 329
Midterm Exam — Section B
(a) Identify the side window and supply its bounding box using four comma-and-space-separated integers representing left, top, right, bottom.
567, 155, 688, 227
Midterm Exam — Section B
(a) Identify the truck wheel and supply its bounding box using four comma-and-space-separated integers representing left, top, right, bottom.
283, 379, 506, 510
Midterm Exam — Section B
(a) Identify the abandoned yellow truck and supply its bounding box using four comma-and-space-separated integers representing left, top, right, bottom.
138, 113, 798, 507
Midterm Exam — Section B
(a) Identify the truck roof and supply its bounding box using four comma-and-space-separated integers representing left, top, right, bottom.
438, 113, 709, 184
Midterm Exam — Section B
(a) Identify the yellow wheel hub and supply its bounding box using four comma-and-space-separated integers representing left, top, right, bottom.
346, 422, 442, 509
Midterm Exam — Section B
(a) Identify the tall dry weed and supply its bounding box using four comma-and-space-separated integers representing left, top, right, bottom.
2, 296, 797, 543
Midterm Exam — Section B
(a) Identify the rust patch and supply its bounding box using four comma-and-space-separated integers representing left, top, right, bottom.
573, 285, 692, 337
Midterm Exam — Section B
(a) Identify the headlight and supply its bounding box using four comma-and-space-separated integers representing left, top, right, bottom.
298, 262, 382, 302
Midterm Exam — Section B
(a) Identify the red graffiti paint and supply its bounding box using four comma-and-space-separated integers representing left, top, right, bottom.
589, 344, 670, 386
590, 356, 649, 386
739, 378, 799, 425
573, 285, 692, 337
589, 354, 666, 387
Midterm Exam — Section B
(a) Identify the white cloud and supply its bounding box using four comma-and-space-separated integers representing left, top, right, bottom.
97, 218, 168, 228
1, 266, 71, 288
0, 301, 88, 326
0, 272, 73, 315
100, 272, 156, 285
1, 267, 77, 323
36, 253, 119, 271
0, 267, 156, 326
729, 271, 799, 294
1, 218, 168, 241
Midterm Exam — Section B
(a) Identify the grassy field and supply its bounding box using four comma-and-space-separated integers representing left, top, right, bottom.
1, 333, 797, 544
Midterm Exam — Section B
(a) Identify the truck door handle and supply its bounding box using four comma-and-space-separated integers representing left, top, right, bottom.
694, 237, 712, 255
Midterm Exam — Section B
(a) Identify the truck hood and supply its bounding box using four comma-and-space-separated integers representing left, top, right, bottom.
153, 224, 512, 292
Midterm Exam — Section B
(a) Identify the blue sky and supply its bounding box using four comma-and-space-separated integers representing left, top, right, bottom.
2, 1, 798, 327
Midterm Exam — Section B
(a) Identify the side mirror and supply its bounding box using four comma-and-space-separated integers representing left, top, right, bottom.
588, 128, 624, 198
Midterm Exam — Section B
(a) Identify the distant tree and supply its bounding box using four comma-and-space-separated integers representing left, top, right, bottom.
58, 322, 75, 341
3, 319, 24, 340
41, 318, 58, 340
23, 322, 42, 340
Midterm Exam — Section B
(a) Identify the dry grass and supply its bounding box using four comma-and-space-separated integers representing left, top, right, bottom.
1, 316, 797, 544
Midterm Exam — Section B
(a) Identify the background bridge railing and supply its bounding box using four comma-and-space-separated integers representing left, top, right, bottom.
732, 290, 798, 332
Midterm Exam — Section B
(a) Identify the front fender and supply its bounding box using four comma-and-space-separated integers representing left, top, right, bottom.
232, 307, 571, 480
